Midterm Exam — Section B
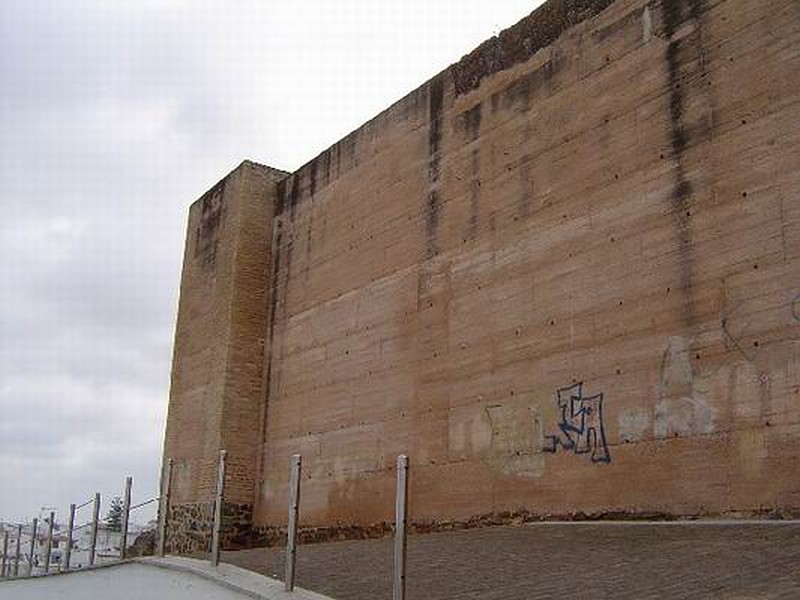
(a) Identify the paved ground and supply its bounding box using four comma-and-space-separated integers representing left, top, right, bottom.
0, 556, 333, 600
221, 522, 800, 600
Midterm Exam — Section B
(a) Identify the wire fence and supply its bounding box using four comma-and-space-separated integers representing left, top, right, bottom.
0, 452, 411, 599
0, 477, 161, 580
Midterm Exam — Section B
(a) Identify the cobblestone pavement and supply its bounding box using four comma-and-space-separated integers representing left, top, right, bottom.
220, 522, 800, 600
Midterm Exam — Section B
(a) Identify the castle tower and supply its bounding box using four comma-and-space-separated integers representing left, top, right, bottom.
161, 160, 286, 552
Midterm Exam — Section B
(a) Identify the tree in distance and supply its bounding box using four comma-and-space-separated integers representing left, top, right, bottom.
106, 497, 123, 532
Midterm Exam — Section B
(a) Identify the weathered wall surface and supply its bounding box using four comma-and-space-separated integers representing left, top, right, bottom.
162, 160, 287, 550
255, 0, 800, 530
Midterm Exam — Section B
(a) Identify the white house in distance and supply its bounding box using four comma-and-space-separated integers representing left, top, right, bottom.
1, 518, 144, 575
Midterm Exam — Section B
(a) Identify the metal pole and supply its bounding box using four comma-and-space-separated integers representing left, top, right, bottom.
13, 524, 21, 576
120, 477, 132, 559
43, 512, 55, 573
393, 454, 409, 600
27, 518, 38, 576
1, 529, 8, 578
64, 503, 75, 571
88, 493, 100, 566
157, 458, 173, 557
210, 449, 227, 567
284, 454, 302, 592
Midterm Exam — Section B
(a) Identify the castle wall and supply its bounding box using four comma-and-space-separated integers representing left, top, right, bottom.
255, 0, 800, 530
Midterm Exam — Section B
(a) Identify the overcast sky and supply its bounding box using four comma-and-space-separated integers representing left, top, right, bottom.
0, 0, 541, 525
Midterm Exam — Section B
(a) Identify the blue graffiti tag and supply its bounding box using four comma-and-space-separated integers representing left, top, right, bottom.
543, 382, 611, 464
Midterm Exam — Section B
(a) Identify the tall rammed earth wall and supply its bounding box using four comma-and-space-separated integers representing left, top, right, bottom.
164, 0, 800, 549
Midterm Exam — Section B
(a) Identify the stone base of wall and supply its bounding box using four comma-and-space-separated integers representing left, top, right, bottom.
165, 502, 256, 554
252, 506, 800, 548
164, 503, 800, 554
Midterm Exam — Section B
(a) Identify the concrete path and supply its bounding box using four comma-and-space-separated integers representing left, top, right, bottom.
0, 556, 334, 600
222, 521, 800, 600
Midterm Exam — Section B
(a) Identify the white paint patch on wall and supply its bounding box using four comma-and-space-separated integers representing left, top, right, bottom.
618, 409, 649, 443
659, 336, 694, 388
654, 396, 716, 438
485, 404, 545, 478
642, 5, 652, 44
482, 393, 550, 479
448, 403, 492, 461
654, 336, 717, 439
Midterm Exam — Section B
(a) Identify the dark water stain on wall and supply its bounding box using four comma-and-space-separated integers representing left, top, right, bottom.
309, 160, 318, 199
333, 143, 341, 183
267, 222, 294, 418
275, 172, 303, 219
273, 128, 359, 219
462, 102, 483, 143
267, 228, 283, 340
457, 102, 484, 242
425, 76, 445, 259
341, 131, 359, 169
289, 174, 301, 220
274, 177, 287, 215
283, 234, 294, 293
662, 0, 709, 329
469, 149, 482, 240
493, 59, 554, 114
517, 117, 536, 220
304, 215, 314, 284
261, 222, 284, 446
194, 178, 227, 270
321, 150, 332, 188
518, 155, 533, 220
428, 77, 444, 182
426, 189, 441, 258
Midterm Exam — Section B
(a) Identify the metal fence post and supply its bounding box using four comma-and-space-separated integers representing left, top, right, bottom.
285, 454, 302, 592
393, 454, 409, 600
64, 503, 75, 571
1, 529, 8, 578
210, 450, 227, 567
43, 512, 54, 573
89, 493, 100, 566
120, 477, 132, 559
157, 458, 173, 557
13, 524, 21, 576
27, 518, 38, 576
